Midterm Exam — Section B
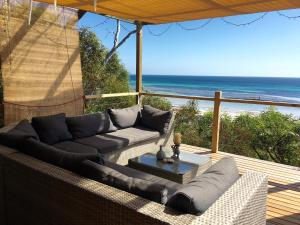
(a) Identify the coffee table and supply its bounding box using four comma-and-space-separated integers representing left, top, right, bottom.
128, 151, 211, 184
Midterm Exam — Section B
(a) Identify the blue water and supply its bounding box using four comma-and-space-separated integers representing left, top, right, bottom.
130, 75, 300, 117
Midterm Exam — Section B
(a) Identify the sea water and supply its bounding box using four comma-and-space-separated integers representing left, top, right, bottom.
130, 75, 300, 117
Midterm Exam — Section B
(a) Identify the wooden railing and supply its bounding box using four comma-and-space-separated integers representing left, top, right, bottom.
85, 92, 139, 99
86, 91, 300, 153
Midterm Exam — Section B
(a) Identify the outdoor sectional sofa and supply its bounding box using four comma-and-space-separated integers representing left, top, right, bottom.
0, 105, 268, 225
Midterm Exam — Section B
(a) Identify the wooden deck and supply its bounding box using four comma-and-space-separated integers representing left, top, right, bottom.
181, 144, 300, 225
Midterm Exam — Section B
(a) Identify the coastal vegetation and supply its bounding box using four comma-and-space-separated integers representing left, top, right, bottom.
79, 28, 171, 112
174, 100, 300, 167
79, 28, 135, 112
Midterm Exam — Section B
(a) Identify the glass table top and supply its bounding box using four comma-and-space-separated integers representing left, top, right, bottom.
129, 151, 211, 175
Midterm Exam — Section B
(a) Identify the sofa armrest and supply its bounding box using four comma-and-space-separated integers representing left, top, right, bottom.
192, 171, 268, 225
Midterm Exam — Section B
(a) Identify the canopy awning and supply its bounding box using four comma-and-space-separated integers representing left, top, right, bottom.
34, 0, 300, 24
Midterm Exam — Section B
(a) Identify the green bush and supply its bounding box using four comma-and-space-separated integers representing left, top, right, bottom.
174, 100, 300, 167
141, 94, 172, 111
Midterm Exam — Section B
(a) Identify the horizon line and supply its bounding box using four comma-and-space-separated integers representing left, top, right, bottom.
130, 74, 300, 78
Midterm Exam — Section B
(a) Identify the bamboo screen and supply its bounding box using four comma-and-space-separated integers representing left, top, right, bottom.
0, 1, 84, 125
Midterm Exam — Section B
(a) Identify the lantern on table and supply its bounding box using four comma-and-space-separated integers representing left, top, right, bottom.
171, 133, 182, 159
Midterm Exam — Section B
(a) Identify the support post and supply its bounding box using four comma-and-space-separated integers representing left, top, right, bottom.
28, 0, 33, 26
135, 22, 142, 104
212, 91, 222, 153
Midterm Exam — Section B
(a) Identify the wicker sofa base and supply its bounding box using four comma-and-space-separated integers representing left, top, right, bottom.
0, 145, 268, 225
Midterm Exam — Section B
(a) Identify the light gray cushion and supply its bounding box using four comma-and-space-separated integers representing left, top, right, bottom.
141, 105, 172, 134
167, 157, 239, 215
80, 160, 169, 204
53, 141, 98, 154
75, 127, 160, 154
106, 126, 160, 146
108, 105, 141, 128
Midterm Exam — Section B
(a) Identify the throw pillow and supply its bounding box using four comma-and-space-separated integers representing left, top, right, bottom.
167, 157, 239, 214
0, 120, 39, 150
66, 112, 117, 139
8, 119, 39, 140
32, 113, 72, 145
108, 105, 141, 129
141, 105, 172, 134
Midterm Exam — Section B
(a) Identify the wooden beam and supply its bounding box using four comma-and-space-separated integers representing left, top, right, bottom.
136, 22, 142, 104
212, 91, 222, 153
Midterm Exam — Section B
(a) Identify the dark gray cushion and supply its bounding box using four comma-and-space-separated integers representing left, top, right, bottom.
75, 135, 129, 154
105, 161, 182, 196
8, 119, 39, 140
0, 120, 39, 150
53, 141, 98, 154
167, 157, 239, 215
141, 105, 172, 134
23, 138, 102, 172
103, 126, 160, 146
75, 127, 160, 155
0, 133, 30, 150
80, 160, 168, 204
108, 105, 141, 129
32, 113, 72, 145
66, 112, 117, 138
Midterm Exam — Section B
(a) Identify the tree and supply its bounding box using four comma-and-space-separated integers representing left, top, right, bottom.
79, 28, 135, 112
104, 19, 137, 64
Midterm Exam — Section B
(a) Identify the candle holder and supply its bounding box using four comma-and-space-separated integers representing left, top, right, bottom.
172, 133, 182, 159
171, 144, 180, 159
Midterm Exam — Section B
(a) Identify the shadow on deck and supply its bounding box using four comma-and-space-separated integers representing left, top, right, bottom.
181, 144, 300, 225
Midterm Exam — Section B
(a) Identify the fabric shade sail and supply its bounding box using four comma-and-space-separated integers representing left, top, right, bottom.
32, 0, 300, 24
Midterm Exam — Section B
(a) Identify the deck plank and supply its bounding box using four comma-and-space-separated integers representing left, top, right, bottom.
181, 144, 300, 225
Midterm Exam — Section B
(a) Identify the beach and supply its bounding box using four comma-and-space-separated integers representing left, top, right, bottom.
130, 75, 300, 118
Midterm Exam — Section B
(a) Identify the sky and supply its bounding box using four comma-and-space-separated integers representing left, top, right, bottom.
78, 9, 300, 77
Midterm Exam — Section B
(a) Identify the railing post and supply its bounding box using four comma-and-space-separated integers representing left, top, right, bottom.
136, 22, 142, 104
212, 91, 222, 153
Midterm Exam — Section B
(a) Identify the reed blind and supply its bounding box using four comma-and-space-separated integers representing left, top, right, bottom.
0, 1, 84, 124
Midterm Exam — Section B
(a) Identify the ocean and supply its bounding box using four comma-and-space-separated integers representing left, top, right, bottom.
130, 75, 300, 117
